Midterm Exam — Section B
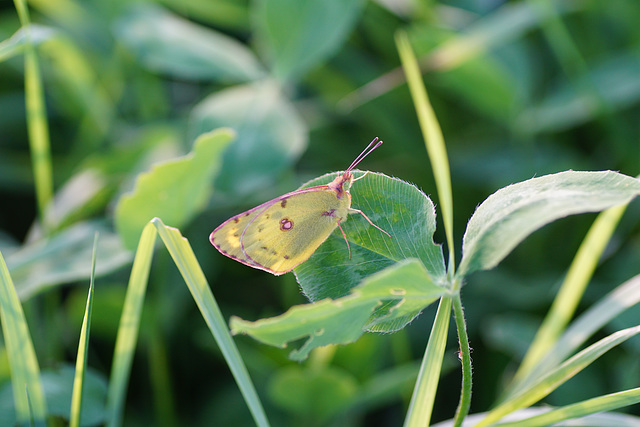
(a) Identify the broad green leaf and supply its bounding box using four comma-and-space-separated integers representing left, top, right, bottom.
114, 3, 264, 82
252, 0, 365, 82
70, 234, 98, 427
107, 223, 156, 427
268, 366, 357, 422
294, 172, 446, 321
0, 24, 57, 62
0, 248, 47, 423
151, 218, 269, 427
475, 325, 640, 426
496, 388, 640, 427
43, 169, 111, 232
115, 128, 233, 250
7, 221, 132, 300
232, 259, 446, 361
157, 0, 250, 29
189, 81, 307, 196
459, 171, 640, 277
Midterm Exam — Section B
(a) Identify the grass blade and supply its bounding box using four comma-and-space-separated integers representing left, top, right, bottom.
476, 325, 640, 426
0, 250, 47, 424
403, 296, 452, 427
511, 273, 640, 397
152, 218, 270, 427
106, 223, 157, 427
509, 204, 628, 393
13, 0, 54, 226
496, 387, 640, 427
396, 31, 455, 274
69, 233, 98, 427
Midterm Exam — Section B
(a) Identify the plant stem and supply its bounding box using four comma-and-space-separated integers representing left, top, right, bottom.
452, 292, 472, 427
403, 296, 452, 427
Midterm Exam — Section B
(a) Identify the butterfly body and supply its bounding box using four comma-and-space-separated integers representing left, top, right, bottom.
210, 138, 388, 275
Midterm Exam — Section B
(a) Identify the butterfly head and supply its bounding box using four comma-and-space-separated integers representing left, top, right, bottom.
327, 137, 382, 198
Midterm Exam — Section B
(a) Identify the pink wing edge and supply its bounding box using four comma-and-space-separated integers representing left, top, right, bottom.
209, 184, 333, 276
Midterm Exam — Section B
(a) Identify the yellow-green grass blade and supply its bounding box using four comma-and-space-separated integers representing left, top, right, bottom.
69, 233, 98, 427
496, 387, 640, 427
14, 0, 54, 226
509, 273, 640, 398
403, 296, 452, 427
509, 204, 627, 393
106, 223, 157, 427
396, 31, 455, 275
476, 325, 640, 426
0, 250, 47, 423
152, 218, 270, 427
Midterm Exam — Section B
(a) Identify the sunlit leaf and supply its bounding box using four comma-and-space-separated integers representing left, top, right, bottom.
115, 128, 233, 250
295, 172, 446, 324
459, 171, 640, 276
232, 259, 446, 361
189, 81, 307, 196
253, 0, 365, 82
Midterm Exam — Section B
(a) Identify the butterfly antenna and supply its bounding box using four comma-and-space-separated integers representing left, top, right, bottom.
346, 137, 383, 172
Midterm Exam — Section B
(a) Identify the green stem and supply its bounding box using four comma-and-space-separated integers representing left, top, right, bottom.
452, 293, 472, 427
403, 296, 452, 427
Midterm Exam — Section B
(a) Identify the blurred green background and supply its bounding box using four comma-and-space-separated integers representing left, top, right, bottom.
1, 0, 639, 425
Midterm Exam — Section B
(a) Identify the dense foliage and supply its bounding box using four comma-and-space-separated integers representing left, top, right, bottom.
1, 0, 639, 425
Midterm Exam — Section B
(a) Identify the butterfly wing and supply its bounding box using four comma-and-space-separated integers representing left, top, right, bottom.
211, 187, 351, 275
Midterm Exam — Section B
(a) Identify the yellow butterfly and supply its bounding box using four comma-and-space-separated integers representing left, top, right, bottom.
210, 137, 390, 275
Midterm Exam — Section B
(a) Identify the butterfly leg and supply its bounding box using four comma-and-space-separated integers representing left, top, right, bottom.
336, 220, 352, 259
349, 208, 391, 237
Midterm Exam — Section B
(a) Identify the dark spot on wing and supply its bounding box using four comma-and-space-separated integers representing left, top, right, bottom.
234, 218, 240, 223
281, 199, 287, 208
280, 218, 293, 231
284, 255, 290, 259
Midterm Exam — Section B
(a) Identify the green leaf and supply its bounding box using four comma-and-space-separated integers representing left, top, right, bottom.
115, 128, 233, 251
0, 248, 47, 423
232, 259, 447, 361
253, 0, 365, 82
114, 3, 264, 82
294, 172, 446, 316
189, 81, 307, 196
458, 171, 640, 277
7, 221, 132, 300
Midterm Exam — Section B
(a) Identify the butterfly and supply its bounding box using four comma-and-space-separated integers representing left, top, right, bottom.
210, 137, 390, 275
